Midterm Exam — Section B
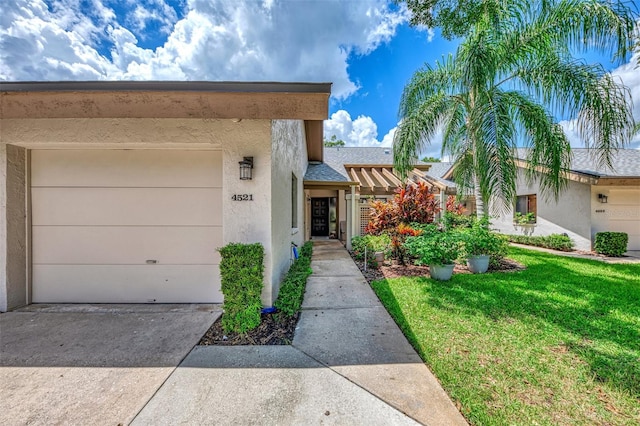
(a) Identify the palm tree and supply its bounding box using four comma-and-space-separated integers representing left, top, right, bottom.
393, 0, 637, 217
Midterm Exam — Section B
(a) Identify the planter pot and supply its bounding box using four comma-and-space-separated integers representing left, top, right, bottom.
467, 254, 490, 274
429, 264, 455, 281
374, 251, 385, 267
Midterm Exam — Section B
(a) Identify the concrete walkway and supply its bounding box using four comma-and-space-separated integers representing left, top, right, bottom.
133, 240, 467, 425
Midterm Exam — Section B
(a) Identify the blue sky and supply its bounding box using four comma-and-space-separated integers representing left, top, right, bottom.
1, 0, 638, 155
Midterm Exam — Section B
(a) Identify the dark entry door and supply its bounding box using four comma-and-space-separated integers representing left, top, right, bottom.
311, 198, 329, 236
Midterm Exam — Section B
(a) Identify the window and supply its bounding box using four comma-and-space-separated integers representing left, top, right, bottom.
515, 194, 537, 223
291, 173, 298, 228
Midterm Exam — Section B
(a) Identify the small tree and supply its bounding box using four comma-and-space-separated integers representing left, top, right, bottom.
324, 135, 346, 147
365, 182, 441, 234
365, 182, 441, 264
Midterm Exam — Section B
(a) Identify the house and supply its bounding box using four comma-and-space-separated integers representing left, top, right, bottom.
484, 149, 640, 251
0, 81, 330, 312
303, 147, 474, 248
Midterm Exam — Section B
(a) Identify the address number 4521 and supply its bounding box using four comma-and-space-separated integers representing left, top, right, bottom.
231, 194, 253, 201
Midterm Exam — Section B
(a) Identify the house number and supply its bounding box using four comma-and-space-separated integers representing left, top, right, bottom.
232, 194, 253, 201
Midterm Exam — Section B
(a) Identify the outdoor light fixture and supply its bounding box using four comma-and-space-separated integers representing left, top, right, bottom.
239, 157, 254, 180
598, 193, 608, 204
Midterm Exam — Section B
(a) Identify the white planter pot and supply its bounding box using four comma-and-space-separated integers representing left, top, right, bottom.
467, 254, 490, 274
429, 264, 455, 281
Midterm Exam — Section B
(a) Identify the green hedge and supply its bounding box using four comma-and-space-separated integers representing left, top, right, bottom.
594, 232, 628, 257
506, 233, 574, 251
218, 243, 264, 334
274, 242, 314, 317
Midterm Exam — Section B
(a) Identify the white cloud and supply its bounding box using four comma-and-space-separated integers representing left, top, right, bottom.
324, 110, 446, 161
0, 0, 410, 100
324, 109, 395, 147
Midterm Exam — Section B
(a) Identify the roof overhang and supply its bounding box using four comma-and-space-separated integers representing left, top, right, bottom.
0, 81, 331, 120
304, 180, 358, 190
0, 81, 331, 163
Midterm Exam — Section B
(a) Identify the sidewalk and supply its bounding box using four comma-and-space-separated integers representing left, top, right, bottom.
132, 240, 467, 425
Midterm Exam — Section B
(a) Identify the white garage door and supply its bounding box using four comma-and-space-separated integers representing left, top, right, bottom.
607, 188, 640, 251
31, 150, 223, 303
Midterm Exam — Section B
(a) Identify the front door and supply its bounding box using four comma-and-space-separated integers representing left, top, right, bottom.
311, 198, 329, 236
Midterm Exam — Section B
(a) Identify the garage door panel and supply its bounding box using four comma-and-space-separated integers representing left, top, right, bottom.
32, 187, 223, 226
32, 150, 223, 188
32, 226, 223, 265
32, 265, 223, 304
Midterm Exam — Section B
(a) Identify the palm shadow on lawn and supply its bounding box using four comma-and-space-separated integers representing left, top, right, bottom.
373, 248, 640, 397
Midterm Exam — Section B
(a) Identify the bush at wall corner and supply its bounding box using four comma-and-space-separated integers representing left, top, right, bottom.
594, 232, 628, 257
274, 241, 313, 317
218, 243, 264, 334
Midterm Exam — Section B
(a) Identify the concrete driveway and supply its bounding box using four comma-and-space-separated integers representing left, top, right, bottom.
0, 304, 220, 426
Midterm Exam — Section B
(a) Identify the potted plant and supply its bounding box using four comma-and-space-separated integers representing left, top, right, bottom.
405, 231, 462, 281
461, 220, 503, 273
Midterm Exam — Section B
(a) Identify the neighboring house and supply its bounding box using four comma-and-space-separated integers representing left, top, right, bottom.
0, 81, 330, 312
485, 149, 640, 251
303, 147, 474, 248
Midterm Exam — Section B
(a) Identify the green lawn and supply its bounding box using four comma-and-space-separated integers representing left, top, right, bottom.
371, 247, 640, 425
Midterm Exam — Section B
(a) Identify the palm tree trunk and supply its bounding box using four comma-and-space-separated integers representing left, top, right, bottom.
473, 172, 485, 218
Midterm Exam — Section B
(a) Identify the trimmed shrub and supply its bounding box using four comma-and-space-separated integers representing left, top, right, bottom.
594, 232, 628, 257
218, 243, 265, 334
274, 241, 314, 317
506, 234, 574, 251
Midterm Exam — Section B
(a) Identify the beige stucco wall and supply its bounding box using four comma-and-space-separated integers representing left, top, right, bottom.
491, 168, 592, 250
0, 117, 288, 310
269, 120, 308, 303
0, 145, 28, 311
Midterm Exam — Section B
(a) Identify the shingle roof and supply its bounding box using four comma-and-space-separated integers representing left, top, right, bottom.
303, 147, 456, 188
515, 148, 640, 177
304, 162, 350, 182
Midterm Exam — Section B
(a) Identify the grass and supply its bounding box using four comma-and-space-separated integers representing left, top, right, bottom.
371, 247, 640, 425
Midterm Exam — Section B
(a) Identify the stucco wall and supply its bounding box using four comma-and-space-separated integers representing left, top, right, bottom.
270, 120, 308, 304
0, 145, 28, 311
0, 117, 282, 309
1, 118, 233, 148
491, 168, 592, 250
221, 120, 274, 305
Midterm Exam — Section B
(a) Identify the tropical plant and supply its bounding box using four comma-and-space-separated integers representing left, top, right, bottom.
460, 219, 507, 257
351, 234, 392, 261
514, 212, 536, 224
365, 182, 441, 235
446, 195, 466, 215
405, 231, 463, 266
393, 0, 637, 217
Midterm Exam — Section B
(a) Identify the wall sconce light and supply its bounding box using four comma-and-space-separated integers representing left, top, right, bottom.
598, 193, 608, 204
239, 157, 253, 180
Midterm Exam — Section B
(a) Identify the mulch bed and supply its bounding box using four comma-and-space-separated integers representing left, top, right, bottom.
198, 255, 525, 347
199, 312, 299, 346
352, 255, 526, 284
